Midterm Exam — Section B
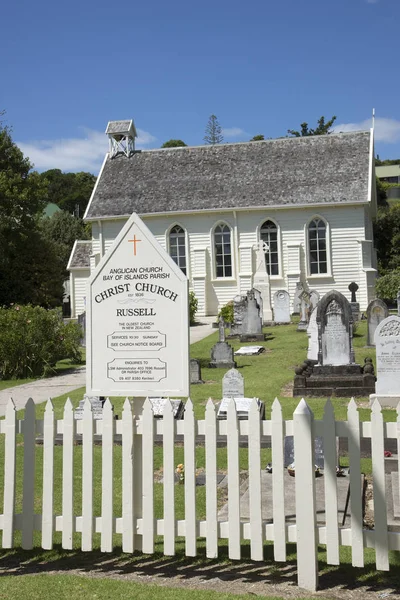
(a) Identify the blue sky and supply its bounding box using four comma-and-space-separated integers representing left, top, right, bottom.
2, 0, 400, 174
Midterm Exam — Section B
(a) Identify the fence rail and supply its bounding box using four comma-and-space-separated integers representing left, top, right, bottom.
1, 396, 400, 592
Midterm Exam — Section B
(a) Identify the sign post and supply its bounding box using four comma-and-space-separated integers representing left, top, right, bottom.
86, 213, 189, 397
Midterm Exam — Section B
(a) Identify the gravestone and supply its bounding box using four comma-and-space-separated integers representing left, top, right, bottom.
230, 295, 246, 337
307, 308, 318, 362
239, 289, 264, 342
190, 359, 204, 384
78, 312, 86, 347
217, 397, 265, 420
234, 346, 265, 355
74, 394, 105, 420
284, 435, 337, 470
318, 291, 354, 366
370, 315, 400, 408
309, 290, 320, 312
222, 368, 244, 398
297, 289, 311, 331
253, 288, 263, 321
348, 282, 360, 322
150, 397, 184, 419
293, 281, 303, 314
252, 240, 273, 322
209, 317, 237, 368
273, 290, 291, 323
366, 299, 389, 347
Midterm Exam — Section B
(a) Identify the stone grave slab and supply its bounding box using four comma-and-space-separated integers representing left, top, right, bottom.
150, 397, 184, 419
222, 368, 244, 398
370, 315, 400, 407
273, 290, 290, 323
190, 358, 204, 384
217, 397, 265, 420
234, 346, 265, 356
366, 299, 388, 347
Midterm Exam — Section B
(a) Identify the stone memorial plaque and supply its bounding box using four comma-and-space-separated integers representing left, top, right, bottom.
273, 290, 290, 323
150, 397, 184, 419
86, 213, 189, 397
190, 359, 203, 384
374, 316, 400, 396
217, 397, 264, 419
307, 308, 318, 361
234, 346, 264, 356
222, 368, 244, 398
367, 299, 388, 347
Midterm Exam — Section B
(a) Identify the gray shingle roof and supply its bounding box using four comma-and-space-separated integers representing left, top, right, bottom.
105, 120, 133, 134
85, 131, 371, 220
68, 241, 92, 269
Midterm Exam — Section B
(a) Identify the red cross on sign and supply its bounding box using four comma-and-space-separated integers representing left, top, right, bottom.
128, 234, 141, 256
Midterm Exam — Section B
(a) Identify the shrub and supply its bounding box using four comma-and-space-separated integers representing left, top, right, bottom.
375, 270, 400, 303
218, 301, 234, 324
0, 304, 82, 379
189, 292, 198, 325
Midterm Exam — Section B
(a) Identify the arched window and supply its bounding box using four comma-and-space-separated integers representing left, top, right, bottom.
169, 225, 187, 275
260, 220, 279, 275
308, 218, 327, 274
214, 224, 232, 278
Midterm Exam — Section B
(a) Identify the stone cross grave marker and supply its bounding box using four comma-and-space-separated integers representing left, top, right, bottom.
273, 290, 290, 323
370, 315, 400, 407
317, 291, 354, 366
252, 240, 273, 322
222, 368, 244, 398
366, 299, 389, 347
348, 281, 360, 322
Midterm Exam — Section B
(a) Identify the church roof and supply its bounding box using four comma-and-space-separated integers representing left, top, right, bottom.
67, 240, 92, 270
84, 130, 372, 220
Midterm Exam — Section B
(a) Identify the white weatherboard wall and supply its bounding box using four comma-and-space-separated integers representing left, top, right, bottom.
87, 213, 189, 397
70, 270, 90, 318
83, 203, 376, 318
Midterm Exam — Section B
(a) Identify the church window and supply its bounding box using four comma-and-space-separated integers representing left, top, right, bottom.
169, 225, 187, 275
260, 220, 279, 275
214, 224, 232, 278
308, 218, 327, 274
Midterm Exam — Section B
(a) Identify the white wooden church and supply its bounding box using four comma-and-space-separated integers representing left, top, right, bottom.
68, 119, 378, 318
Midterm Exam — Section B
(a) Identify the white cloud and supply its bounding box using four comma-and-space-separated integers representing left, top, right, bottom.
222, 127, 247, 139
332, 117, 400, 143
17, 127, 157, 173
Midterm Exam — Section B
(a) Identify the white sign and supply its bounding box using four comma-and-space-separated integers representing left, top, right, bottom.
86, 213, 189, 396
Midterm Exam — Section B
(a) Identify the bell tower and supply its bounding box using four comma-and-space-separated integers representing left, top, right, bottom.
105, 120, 137, 158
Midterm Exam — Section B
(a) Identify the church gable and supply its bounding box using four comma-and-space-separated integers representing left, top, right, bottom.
84, 130, 371, 220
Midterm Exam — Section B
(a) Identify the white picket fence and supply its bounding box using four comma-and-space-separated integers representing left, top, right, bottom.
1, 396, 400, 592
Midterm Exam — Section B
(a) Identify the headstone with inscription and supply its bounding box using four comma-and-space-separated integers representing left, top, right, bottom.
273, 290, 291, 323
86, 212, 189, 397
307, 307, 318, 362
293, 281, 303, 314
230, 295, 246, 337
222, 368, 244, 398
370, 315, 400, 407
190, 359, 204, 384
150, 397, 184, 419
366, 299, 389, 347
74, 394, 105, 420
318, 291, 354, 366
284, 435, 337, 470
297, 289, 311, 331
217, 397, 265, 420
240, 289, 264, 342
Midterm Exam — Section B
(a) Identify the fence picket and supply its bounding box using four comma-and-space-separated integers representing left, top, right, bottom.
271, 398, 286, 561
142, 398, 154, 554
101, 399, 114, 552
163, 399, 175, 556
2, 399, 17, 548
22, 398, 36, 550
205, 399, 218, 558
323, 399, 339, 565
347, 398, 364, 567
371, 400, 389, 570
42, 399, 55, 549
248, 398, 263, 561
122, 399, 134, 553
62, 398, 75, 549
227, 398, 241, 560
293, 399, 318, 592
184, 398, 197, 556
82, 397, 94, 551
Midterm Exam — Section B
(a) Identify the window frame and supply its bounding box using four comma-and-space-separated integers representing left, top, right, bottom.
305, 215, 331, 278
257, 217, 282, 278
212, 221, 235, 280
167, 223, 189, 277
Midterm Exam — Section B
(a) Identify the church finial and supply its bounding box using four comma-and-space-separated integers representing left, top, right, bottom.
106, 120, 137, 158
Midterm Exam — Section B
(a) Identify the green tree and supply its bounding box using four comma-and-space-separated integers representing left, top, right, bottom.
376, 177, 388, 208
40, 169, 96, 217
375, 270, 400, 303
374, 203, 400, 274
204, 114, 224, 145
250, 134, 265, 141
161, 139, 187, 148
287, 115, 337, 137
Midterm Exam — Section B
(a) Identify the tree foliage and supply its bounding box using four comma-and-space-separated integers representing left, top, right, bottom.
375, 270, 400, 303
287, 115, 337, 137
161, 139, 187, 148
204, 115, 224, 145
40, 169, 96, 217
374, 203, 400, 274
250, 134, 265, 141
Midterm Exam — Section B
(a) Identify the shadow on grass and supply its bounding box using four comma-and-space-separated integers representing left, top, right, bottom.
1, 544, 400, 596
